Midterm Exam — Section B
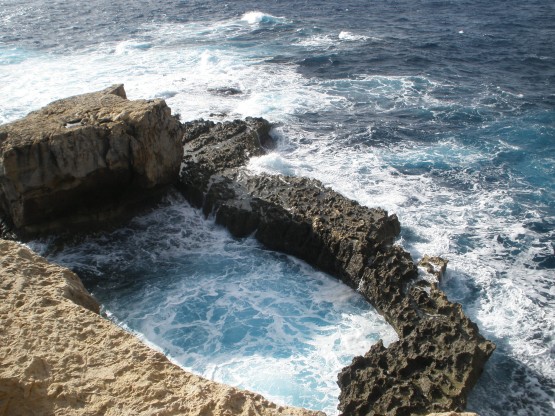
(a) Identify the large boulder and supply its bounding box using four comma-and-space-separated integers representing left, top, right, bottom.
177, 119, 495, 416
0, 85, 182, 236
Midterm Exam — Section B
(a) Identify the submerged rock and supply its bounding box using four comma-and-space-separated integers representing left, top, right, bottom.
207, 87, 243, 96
0, 85, 182, 237
178, 119, 495, 416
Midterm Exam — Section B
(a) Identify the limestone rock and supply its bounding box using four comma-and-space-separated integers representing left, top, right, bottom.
0, 85, 183, 236
418, 255, 449, 281
177, 119, 495, 416
179, 117, 274, 209
0, 239, 323, 416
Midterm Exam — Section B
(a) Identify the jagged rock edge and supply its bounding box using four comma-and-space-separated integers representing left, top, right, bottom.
177, 118, 495, 416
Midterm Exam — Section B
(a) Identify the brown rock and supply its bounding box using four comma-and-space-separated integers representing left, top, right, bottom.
0, 85, 183, 236
0, 239, 324, 416
418, 255, 449, 281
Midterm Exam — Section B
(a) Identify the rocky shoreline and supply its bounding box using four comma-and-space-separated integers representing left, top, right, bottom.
0, 239, 322, 416
0, 86, 494, 415
177, 119, 494, 415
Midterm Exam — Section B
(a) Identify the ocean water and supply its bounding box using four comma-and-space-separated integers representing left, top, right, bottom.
30, 193, 397, 414
2, 0, 554, 414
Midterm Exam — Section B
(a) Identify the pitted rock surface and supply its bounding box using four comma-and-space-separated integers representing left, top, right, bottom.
178, 119, 495, 416
0, 239, 324, 416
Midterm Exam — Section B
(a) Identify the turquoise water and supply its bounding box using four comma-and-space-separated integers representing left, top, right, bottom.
4, 0, 554, 414
30, 194, 396, 414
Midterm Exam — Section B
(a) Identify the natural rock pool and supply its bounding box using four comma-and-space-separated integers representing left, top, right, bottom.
30, 192, 397, 415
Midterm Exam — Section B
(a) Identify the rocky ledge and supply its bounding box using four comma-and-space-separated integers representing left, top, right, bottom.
0, 239, 323, 416
0, 85, 182, 237
0, 87, 494, 415
178, 119, 495, 415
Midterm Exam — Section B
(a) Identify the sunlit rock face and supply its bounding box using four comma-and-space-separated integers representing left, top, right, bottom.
0, 85, 182, 236
0, 239, 324, 416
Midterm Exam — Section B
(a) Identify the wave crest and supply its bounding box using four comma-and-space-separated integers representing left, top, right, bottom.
241, 11, 286, 25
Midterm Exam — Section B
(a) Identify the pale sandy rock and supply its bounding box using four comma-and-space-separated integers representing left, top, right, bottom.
0, 239, 324, 416
0, 85, 182, 235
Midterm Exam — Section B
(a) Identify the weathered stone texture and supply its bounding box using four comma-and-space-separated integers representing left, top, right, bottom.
0, 239, 324, 416
177, 119, 495, 416
0, 85, 182, 235
0, 86, 492, 415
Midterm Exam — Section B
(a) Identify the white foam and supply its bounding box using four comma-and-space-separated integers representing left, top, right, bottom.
295, 35, 336, 49
0, 29, 337, 125
30, 193, 396, 415
241, 11, 287, 25
248, 153, 297, 176
338, 31, 369, 42
274, 127, 555, 392
114, 40, 152, 55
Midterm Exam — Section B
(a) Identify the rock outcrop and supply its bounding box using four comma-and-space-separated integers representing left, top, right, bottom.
0, 239, 324, 416
0, 88, 492, 415
178, 119, 495, 416
0, 85, 182, 237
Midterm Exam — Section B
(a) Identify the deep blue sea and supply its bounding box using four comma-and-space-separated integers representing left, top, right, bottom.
2, 1, 554, 414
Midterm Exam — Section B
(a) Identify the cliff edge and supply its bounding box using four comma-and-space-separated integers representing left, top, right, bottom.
0, 239, 323, 416
0, 85, 182, 237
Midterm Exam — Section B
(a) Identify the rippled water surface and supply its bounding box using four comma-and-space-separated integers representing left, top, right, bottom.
4, 0, 554, 414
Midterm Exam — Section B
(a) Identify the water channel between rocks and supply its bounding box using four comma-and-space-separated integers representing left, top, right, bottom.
29, 192, 398, 416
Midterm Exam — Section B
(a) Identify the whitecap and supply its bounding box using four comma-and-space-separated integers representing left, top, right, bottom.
241, 11, 287, 25
295, 35, 336, 49
248, 153, 297, 176
338, 31, 369, 42
114, 40, 152, 55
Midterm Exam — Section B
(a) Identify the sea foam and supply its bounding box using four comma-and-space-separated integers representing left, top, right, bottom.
30, 193, 397, 415
241, 11, 287, 25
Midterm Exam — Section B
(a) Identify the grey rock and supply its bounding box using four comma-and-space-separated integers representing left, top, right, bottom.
177, 118, 495, 416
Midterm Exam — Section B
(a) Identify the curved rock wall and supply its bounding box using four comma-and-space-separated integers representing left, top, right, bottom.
178, 119, 495, 416
0, 89, 492, 415
0, 239, 323, 416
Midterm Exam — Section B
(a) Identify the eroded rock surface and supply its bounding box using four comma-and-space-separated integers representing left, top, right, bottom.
0, 85, 182, 236
0, 239, 324, 416
0, 87, 491, 414
178, 119, 495, 416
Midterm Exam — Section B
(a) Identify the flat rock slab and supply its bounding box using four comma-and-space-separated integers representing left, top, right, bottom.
0, 85, 182, 236
178, 119, 495, 416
